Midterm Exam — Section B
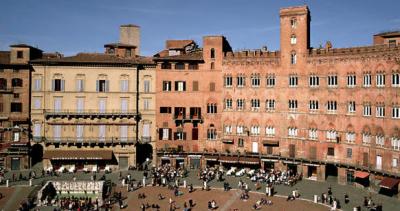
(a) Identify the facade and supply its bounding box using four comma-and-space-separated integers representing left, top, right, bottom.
0, 44, 42, 170
155, 5, 400, 189
30, 25, 156, 171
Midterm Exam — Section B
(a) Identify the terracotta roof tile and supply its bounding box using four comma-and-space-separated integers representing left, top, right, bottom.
154, 50, 203, 61
166, 40, 194, 49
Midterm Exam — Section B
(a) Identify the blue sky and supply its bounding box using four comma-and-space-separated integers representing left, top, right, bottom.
1, 0, 399, 56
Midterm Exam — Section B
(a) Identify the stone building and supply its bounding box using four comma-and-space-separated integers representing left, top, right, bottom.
0, 44, 43, 170
30, 25, 156, 171
155, 5, 400, 191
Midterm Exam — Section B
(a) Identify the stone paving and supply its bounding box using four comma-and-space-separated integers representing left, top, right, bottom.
1, 168, 400, 210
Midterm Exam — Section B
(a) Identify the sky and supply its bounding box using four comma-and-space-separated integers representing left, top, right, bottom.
1, 0, 399, 56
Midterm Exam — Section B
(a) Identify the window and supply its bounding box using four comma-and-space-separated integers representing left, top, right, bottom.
389, 39, 397, 47
250, 99, 260, 111
53, 125, 61, 141
363, 73, 371, 87
210, 48, 215, 59
346, 148, 353, 158
237, 99, 245, 110
393, 106, 400, 119
99, 125, 106, 141
10, 102, 22, 112
77, 98, 85, 113
288, 99, 298, 111
175, 63, 185, 70
0, 103, 2, 112
348, 101, 356, 114
76, 125, 84, 141
309, 128, 318, 140
376, 73, 385, 87
142, 123, 150, 138
33, 97, 41, 109
250, 126, 260, 135
98, 98, 107, 113
13, 93, 19, 98
290, 52, 297, 64
309, 75, 319, 87
174, 131, 186, 140
392, 137, 400, 150
393, 158, 398, 168
327, 75, 338, 87
210, 62, 215, 70
162, 81, 171, 91
11, 78, 22, 87
224, 75, 233, 87
346, 132, 356, 143
188, 63, 198, 70
327, 147, 335, 156
266, 99, 276, 111
238, 138, 244, 147
207, 128, 217, 140
144, 80, 150, 93
236, 125, 244, 135
108, 48, 115, 54
266, 74, 276, 87
76, 79, 84, 92
119, 79, 128, 92
125, 49, 131, 57
392, 72, 400, 87
33, 123, 41, 137
207, 103, 217, 113
289, 75, 298, 87
363, 103, 372, 116
160, 107, 172, 114
290, 18, 297, 28
160, 128, 171, 140
0, 78, 7, 90
376, 135, 385, 147
143, 99, 150, 110
347, 74, 356, 87
251, 74, 260, 87
290, 34, 297, 44
120, 125, 127, 142
266, 126, 275, 137
54, 97, 62, 112
327, 101, 337, 113
13, 132, 19, 142
237, 75, 245, 87
209, 82, 215, 91
17, 51, 23, 59
32, 78, 41, 91
52, 79, 65, 91
224, 125, 233, 134
376, 104, 385, 117
288, 127, 298, 137
309, 100, 319, 111
96, 80, 109, 92
362, 133, 371, 144
225, 99, 232, 110
175, 81, 186, 91
326, 130, 338, 141
161, 62, 171, 69
192, 81, 199, 91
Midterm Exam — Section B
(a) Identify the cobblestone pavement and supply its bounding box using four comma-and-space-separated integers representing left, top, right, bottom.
1, 168, 400, 210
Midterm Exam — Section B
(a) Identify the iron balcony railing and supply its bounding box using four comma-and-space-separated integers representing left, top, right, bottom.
44, 109, 139, 119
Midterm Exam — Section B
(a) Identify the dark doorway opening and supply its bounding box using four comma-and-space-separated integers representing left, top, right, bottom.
30, 144, 43, 166
136, 143, 153, 169
325, 164, 338, 180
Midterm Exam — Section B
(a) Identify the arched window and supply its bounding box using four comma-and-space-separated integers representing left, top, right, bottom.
0, 78, 7, 90
210, 62, 215, 70
290, 52, 297, 65
11, 78, 23, 87
210, 48, 215, 59
291, 18, 297, 29
290, 34, 297, 44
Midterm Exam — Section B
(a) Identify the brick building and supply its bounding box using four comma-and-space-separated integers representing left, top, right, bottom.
0, 44, 43, 170
155, 5, 400, 190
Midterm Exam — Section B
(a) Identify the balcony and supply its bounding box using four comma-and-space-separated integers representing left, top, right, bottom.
44, 109, 138, 120
43, 137, 136, 145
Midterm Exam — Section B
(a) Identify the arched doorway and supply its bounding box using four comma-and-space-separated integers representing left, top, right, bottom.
30, 144, 43, 166
136, 143, 153, 170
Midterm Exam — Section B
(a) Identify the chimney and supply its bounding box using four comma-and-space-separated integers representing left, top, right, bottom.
120, 24, 140, 56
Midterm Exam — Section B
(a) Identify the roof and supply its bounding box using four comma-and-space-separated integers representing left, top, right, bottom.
374, 31, 400, 37
0, 51, 10, 64
31, 52, 154, 65
43, 150, 113, 160
120, 24, 140, 28
104, 43, 137, 48
153, 50, 203, 61
379, 177, 400, 189
9, 44, 43, 52
166, 40, 194, 49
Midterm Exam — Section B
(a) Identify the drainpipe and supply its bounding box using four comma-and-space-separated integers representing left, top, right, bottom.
134, 65, 142, 165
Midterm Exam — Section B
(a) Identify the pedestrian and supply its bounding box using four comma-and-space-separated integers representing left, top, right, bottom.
344, 193, 349, 204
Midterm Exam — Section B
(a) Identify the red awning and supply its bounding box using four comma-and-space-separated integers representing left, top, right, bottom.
219, 156, 238, 163
354, 171, 370, 179
379, 177, 400, 189
239, 157, 260, 165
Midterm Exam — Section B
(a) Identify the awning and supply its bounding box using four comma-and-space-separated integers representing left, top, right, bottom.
239, 157, 260, 165
262, 140, 279, 146
219, 156, 238, 163
379, 177, 400, 189
204, 155, 218, 161
354, 171, 370, 179
222, 139, 234, 144
261, 158, 278, 162
43, 150, 113, 160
